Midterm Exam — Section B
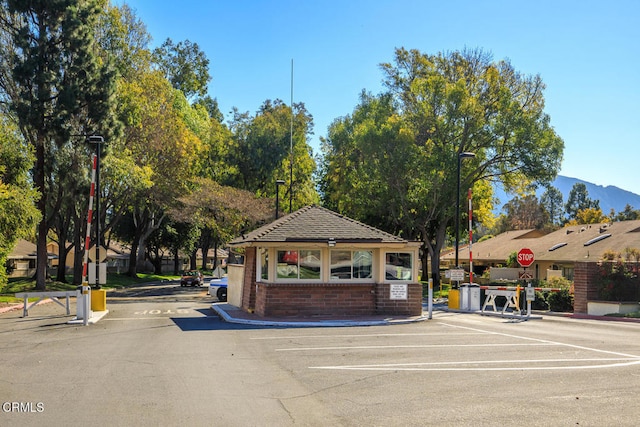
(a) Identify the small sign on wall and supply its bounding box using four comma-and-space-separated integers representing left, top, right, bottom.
390, 283, 408, 300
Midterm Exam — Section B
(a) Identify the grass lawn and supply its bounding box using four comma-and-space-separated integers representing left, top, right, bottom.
422, 281, 450, 299
1, 273, 180, 305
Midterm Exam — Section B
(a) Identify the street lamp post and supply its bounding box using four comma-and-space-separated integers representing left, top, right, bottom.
455, 152, 475, 272
275, 179, 285, 219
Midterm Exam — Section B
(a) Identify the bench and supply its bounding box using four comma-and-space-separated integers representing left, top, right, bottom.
481, 289, 520, 314
15, 291, 79, 317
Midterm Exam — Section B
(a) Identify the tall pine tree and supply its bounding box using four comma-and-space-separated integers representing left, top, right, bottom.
0, 0, 118, 289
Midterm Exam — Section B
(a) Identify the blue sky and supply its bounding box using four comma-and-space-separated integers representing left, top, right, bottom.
118, 0, 640, 195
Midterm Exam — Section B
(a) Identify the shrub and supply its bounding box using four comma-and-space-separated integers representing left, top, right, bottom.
530, 291, 549, 310
548, 288, 574, 312
596, 261, 640, 302
545, 276, 573, 292
535, 276, 573, 312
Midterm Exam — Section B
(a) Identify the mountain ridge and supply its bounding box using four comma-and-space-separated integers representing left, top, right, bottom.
495, 175, 640, 215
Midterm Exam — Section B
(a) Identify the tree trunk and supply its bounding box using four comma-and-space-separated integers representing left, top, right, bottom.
201, 242, 210, 270
152, 247, 162, 275
35, 143, 47, 291
190, 248, 197, 270
136, 233, 148, 272
135, 210, 165, 273
55, 241, 70, 283
54, 206, 74, 283
173, 249, 180, 275
127, 224, 143, 278
73, 211, 85, 285
420, 242, 429, 283
427, 222, 448, 291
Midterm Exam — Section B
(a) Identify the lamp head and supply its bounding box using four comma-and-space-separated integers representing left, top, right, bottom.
459, 152, 475, 159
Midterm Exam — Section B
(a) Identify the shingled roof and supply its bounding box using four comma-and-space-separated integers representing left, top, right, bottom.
443, 219, 640, 264
7, 239, 38, 259
229, 205, 411, 246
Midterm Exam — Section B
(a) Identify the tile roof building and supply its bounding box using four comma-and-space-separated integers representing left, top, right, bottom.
442, 220, 640, 281
228, 205, 422, 318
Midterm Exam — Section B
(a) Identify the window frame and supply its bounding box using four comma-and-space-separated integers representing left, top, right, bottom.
384, 251, 414, 282
275, 249, 322, 282
329, 249, 373, 281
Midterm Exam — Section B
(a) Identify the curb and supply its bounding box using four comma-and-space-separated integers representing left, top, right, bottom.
211, 304, 429, 327
0, 298, 55, 314
1, 298, 109, 325
67, 310, 109, 325
0, 304, 24, 314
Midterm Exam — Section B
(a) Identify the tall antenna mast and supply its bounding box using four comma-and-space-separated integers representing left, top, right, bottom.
289, 58, 294, 213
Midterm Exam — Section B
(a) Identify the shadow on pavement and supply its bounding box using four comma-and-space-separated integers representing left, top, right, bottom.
170, 308, 271, 331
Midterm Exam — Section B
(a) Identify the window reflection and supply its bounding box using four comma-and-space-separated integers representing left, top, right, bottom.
277, 250, 320, 279
330, 250, 372, 280
385, 252, 412, 280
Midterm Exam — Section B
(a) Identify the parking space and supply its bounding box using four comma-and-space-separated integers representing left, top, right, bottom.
249, 313, 640, 373
3, 292, 640, 425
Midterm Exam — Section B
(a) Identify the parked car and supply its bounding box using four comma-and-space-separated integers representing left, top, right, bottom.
180, 270, 203, 287
209, 278, 228, 302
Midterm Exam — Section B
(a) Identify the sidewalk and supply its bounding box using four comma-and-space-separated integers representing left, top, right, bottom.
0, 302, 23, 314
210, 303, 432, 327
0, 298, 108, 324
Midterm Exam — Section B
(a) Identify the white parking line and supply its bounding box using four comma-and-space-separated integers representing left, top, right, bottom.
310, 358, 640, 371
439, 322, 640, 359
276, 343, 556, 352
285, 322, 640, 372
252, 332, 482, 340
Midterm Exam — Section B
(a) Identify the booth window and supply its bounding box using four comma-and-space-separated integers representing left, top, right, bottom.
385, 252, 413, 281
277, 250, 321, 280
330, 250, 373, 280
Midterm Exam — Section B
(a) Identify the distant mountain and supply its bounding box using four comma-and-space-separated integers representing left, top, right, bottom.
494, 175, 640, 215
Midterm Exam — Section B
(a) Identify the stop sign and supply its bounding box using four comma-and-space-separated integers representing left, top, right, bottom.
517, 248, 535, 268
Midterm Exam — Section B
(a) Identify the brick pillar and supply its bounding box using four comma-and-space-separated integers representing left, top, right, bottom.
241, 247, 257, 313
573, 261, 601, 314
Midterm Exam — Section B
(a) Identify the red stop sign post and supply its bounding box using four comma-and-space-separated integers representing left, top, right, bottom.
517, 248, 535, 268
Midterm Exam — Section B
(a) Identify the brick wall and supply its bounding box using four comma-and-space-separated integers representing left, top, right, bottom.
256, 282, 376, 317
252, 281, 423, 317
375, 283, 423, 316
241, 247, 257, 312
573, 262, 601, 314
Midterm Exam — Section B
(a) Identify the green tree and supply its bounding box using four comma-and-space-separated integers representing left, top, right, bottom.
496, 194, 548, 232
152, 38, 210, 100
115, 70, 204, 276
565, 183, 599, 221
540, 185, 564, 225
0, 115, 40, 286
613, 204, 640, 221
48, 140, 92, 283
322, 48, 563, 285
321, 92, 421, 236
169, 177, 273, 269
0, 0, 119, 289
566, 207, 608, 225
96, 3, 152, 81
228, 99, 318, 210
203, 111, 236, 184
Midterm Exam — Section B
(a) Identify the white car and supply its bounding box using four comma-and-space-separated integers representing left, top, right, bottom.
208, 278, 228, 302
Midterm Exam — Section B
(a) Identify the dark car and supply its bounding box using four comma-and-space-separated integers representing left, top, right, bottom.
180, 270, 203, 287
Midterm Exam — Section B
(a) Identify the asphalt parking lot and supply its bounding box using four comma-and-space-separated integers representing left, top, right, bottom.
2, 287, 640, 426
